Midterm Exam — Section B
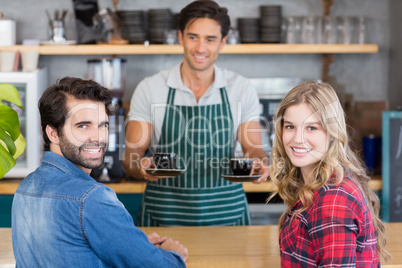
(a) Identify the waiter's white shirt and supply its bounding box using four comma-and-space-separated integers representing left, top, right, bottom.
128, 63, 260, 151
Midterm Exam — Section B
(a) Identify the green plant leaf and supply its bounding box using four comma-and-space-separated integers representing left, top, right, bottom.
0, 83, 22, 108
0, 105, 20, 141
13, 134, 26, 160
0, 144, 16, 179
0, 83, 24, 179
0, 127, 17, 155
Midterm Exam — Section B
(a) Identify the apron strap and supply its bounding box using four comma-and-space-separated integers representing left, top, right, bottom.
167, 87, 176, 105
219, 87, 230, 105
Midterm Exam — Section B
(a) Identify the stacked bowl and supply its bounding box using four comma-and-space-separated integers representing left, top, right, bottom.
147, 9, 176, 44
116, 10, 147, 44
259, 5, 282, 43
237, 18, 260, 43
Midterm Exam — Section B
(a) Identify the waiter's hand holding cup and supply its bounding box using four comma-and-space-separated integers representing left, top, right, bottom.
230, 158, 253, 175
153, 153, 177, 169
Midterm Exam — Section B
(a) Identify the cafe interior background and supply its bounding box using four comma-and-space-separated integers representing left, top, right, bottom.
0, 0, 401, 227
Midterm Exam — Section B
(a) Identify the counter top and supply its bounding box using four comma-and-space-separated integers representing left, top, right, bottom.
0, 176, 382, 194
0, 222, 401, 267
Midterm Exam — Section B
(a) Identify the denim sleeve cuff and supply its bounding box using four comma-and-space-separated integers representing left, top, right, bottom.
165, 250, 185, 263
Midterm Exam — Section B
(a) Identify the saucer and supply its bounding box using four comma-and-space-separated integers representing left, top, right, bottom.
145, 169, 186, 177
222, 174, 261, 183
40, 40, 77, 45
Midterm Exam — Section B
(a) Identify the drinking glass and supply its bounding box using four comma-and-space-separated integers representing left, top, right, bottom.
49, 20, 66, 43
323, 16, 337, 44
357, 16, 366, 44
315, 16, 324, 44
301, 16, 315, 44
284, 16, 301, 44
163, 30, 178, 45
337, 16, 355, 44
227, 28, 240, 44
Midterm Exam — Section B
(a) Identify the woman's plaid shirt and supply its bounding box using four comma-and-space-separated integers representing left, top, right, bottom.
279, 175, 380, 267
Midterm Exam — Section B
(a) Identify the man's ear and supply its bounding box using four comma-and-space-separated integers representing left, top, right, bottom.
45, 125, 60, 145
178, 30, 183, 46
219, 35, 227, 51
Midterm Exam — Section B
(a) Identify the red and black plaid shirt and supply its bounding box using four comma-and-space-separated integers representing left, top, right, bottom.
279, 175, 380, 267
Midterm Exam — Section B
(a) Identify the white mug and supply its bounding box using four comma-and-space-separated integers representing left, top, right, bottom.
21, 51, 39, 72
0, 51, 16, 72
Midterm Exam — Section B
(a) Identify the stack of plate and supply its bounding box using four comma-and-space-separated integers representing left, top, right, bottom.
116, 10, 147, 44
147, 9, 176, 44
237, 18, 260, 43
259, 5, 282, 43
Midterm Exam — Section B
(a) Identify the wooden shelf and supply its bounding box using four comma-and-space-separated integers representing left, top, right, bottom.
0, 44, 378, 55
0, 176, 382, 194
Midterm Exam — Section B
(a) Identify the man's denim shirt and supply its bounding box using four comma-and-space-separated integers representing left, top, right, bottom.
12, 151, 186, 267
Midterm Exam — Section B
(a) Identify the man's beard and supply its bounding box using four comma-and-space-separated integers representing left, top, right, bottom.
59, 134, 107, 170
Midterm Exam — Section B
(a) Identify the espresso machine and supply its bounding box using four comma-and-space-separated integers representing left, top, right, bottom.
88, 57, 126, 182
248, 77, 305, 155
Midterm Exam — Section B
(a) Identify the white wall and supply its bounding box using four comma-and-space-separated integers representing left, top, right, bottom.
1, 0, 390, 103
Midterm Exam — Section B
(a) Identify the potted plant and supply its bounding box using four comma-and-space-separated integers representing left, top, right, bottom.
0, 83, 26, 178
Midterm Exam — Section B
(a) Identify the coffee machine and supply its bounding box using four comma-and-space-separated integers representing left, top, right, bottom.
248, 77, 305, 155
87, 57, 126, 182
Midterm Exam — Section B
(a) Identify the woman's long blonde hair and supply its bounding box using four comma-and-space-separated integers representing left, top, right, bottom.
268, 81, 390, 261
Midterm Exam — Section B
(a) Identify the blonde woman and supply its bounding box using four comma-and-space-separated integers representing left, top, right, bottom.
269, 81, 390, 267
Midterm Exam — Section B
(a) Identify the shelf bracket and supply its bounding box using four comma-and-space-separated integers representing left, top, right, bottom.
321, 54, 334, 83
322, 0, 334, 16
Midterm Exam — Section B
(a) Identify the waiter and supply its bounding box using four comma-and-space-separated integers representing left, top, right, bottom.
123, 0, 269, 226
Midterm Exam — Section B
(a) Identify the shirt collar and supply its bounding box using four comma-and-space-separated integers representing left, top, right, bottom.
166, 62, 227, 93
42, 151, 95, 182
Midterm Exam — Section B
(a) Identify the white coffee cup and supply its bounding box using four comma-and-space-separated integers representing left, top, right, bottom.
0, 51, 16, 72
21, 51, 39, 72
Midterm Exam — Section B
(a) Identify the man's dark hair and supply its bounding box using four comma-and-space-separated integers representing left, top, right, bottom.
38, 77, 112, 151
178, 0, 230, 38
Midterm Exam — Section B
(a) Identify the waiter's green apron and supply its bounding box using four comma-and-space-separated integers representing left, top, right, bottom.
138, 87, 250, 226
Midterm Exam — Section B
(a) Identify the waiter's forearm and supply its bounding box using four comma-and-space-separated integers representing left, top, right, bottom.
122, 149, 145, 178
243, 147, 268, 160
123, 121, 153, 178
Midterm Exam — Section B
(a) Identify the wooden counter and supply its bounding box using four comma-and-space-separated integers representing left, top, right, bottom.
0, 222, 401, 267
0, 176, 382, 194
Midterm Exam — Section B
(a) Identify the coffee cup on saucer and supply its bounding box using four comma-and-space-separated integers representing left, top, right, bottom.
230, 158, 253, 176
153, 153, 177, 169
